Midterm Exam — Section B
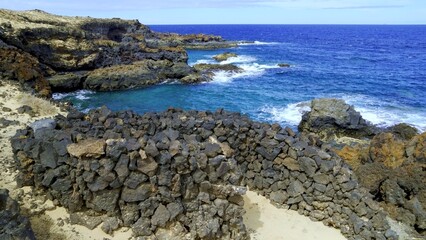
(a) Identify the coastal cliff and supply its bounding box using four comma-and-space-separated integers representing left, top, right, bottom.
0, 9, 237, 95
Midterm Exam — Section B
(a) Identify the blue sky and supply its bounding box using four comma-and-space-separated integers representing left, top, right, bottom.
0, 0, 425, 24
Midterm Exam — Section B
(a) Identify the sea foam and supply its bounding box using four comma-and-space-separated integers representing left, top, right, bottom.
211, 63, 279, 84
238, 41, 280, 46
52, 90, 95, 101
260, 96, 426, 132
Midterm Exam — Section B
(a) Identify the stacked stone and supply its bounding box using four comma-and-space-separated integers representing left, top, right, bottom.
0, 189, 36, 240
11, 107, 393, 239
242, 131, 394, 239
11, 107, 247, 239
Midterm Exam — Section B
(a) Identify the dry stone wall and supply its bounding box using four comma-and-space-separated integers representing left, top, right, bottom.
0, 189, 36, 240
11, 107, 394, 239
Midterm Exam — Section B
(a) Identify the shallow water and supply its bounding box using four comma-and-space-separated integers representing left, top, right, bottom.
54, 25, 426, 131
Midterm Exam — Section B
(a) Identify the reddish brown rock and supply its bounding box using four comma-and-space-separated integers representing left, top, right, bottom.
369, 133, 406, 169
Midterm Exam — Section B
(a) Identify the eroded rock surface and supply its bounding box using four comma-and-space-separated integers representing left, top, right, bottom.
0, 9, 234, 92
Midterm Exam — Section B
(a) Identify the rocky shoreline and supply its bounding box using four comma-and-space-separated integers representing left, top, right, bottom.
1, 8, 425, 240
0, 9, 242, 97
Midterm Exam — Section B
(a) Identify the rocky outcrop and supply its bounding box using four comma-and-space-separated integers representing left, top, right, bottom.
0, 40, 52, 97
12, 107, 407, 239
181, 73, 213, 84
0, 9, 235, 93
213, 52, 237, 62
386, 123, 419, 141
299, 98, 377, 141
150, 33, 238, 50
336, 130, 426, 235
47, 73, 84, 92
0, 189, 36, 240
83, 60, 194, 91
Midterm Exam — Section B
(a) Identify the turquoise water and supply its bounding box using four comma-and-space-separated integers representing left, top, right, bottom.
54, 25, 426, 131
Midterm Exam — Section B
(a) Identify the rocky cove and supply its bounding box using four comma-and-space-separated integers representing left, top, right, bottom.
0, 9, 425, 240
0, 9, 242, 97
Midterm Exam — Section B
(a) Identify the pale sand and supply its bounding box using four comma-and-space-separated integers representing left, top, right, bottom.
1, 81, 346, 240
244, 190, 346, 240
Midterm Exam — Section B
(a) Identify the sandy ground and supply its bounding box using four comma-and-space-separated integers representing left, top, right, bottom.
244, 190, 346, 240
0, 81, 346, 240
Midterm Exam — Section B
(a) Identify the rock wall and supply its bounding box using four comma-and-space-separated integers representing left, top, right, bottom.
11, 107, 394, 239
0, 188, 36, 240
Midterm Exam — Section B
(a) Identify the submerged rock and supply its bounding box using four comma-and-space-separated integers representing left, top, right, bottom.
278, 63, 291, 67
181, 73, 213, 84
193, 63, 243, 73
213, 52, 237, 62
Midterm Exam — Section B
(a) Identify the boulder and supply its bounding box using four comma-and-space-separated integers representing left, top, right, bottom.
151, 204, 170, 227
66, 139, 106, 158
298, 98, 376, 140
181, 73, 213, 84
70, 211, 103, 230
387, 123, 419, 141
212, 52, 237, 62
29, 119, 56, 134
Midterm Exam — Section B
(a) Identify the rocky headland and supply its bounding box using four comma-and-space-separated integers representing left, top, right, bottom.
0, 9, 241, 96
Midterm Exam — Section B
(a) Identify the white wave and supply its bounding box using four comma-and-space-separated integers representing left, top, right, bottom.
220, 55, 256, 64
260, 95, 426, 132
260, 102, 311, 126
332, 94, 426, 131
210, 63, 279, 84
238, 41, 280, 46
52, 90, 95, 101
191, 59, 215, 66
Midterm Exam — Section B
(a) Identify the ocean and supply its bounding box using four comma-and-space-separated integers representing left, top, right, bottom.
54, 25, 426, 131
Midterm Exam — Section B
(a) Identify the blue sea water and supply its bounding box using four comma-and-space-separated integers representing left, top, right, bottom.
54, 25, 426, 131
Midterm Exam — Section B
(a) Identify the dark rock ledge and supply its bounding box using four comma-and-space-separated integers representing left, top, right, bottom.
11, 106, 409, 239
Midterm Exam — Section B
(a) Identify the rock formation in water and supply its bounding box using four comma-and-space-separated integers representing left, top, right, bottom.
298, 98, 378, 141
213, 52, 238, 62
0, 9, 238, 95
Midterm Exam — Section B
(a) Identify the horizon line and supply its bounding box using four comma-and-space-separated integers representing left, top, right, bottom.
147, 23, 426, 26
